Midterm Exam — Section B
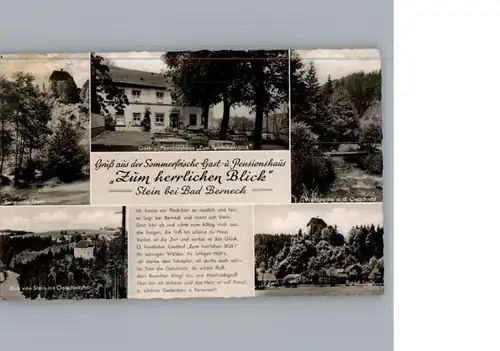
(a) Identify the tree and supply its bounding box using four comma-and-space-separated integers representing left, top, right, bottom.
7, 72, 52, 185
291, 121, 336, 201
79, 80, 90, 114
332, 70, 382, 116
141, 107, 152, 132
45, 118, 88, 183
321, 88, 360, 144
243, 50, 289, 150
265, 106, 289, 139
290, 50, 308, 122
0, 75, 17, 176
163, 51, 221, 131
322, 75, 334, 97
301, 61, 323, 125
90, 53, 129, 114
163, 50, 248, 140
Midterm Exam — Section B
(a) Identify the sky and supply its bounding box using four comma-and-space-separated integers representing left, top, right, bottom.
98, 52, 253, 119
0, 206, 122, 233
254, 203, 383, 237
296, 49, 381, 84
0, 53, 89, 88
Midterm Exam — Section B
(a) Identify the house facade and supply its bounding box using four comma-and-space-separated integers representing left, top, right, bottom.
104, 66, 215, 133
74, 240, 94, 260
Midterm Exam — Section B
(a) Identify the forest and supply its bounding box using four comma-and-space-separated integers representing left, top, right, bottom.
0, 230, 127, 300
290, 50, 383, 202
0, 70, 90, 205
255, 224, 384, 285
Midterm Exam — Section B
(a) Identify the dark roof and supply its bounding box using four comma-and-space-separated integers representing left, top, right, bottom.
75, 240, 93, 249
108, 66, 167, 89
307, 217, 327, 227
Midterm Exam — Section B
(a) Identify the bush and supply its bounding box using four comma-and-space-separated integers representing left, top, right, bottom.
291, 122, 336, 202
104, 115, 116, 131
358, 150, 383, 175
141, 108, 152, 132
357, 121, 383, 175
44, 118, 89, 182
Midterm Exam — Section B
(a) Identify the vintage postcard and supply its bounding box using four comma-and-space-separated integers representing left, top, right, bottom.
0, 49, 384, 301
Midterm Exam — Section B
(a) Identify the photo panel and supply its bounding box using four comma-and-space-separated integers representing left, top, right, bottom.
290, 49, 382, 203
0, 206, 127, 300
0, 53, 91, 206
89, 51, 292, 205
254, 202, 384, 297
90, 50, 290, 152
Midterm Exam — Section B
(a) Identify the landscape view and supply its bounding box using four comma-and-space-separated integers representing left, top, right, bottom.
0, 53, 90, 205
254, 203, 384, 297
290, 49, 383, 203
0, 206, 127, 300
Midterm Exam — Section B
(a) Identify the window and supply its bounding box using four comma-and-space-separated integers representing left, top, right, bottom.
132, 90, 141, 102
115, 111, 125, 125
132, 113, 141, 126
156, 92, 164, 104
155, 113, 165, 125
189, 113, 197, 125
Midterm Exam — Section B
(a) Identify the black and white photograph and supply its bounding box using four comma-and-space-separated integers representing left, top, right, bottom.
90, 50, 289, 152
0, 206, 127, 300
254, 203, 384, 297
0, 54, 90, 206
290, 49, 382, 203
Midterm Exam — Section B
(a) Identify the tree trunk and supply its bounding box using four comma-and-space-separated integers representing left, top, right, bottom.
219, 91, 231, 140
253, 60, 265, 150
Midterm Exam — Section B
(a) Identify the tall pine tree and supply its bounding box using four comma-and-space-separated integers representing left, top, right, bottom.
321, 88, 360, 145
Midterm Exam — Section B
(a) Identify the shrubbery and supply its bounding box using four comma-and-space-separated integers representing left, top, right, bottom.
358, 121, 383, 175
291, 122, 336, 202
255, 224, 384, 285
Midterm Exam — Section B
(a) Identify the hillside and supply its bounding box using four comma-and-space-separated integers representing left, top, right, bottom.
359, 100, 382, 128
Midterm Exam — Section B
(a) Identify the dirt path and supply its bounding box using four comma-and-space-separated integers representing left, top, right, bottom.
326, 159, 383, 202
0, 270, 26, 300
1, 180, 90, 205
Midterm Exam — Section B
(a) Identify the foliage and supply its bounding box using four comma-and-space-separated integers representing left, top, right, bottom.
291, 122, 336, 201
255, 224, 384, 285
44, 118, 89, 182
332, 70, 382, 117
90, 53, 129, 114
104, 115, 116, 131
1, 231, 127, 300
141, 107, 152, 132
0, 71, 89, 191
163, 50, 289, 148
289, 50, 382, 199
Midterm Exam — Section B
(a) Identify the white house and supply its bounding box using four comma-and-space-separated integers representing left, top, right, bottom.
74, 240, 94, 260
103, 66, 215, 133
